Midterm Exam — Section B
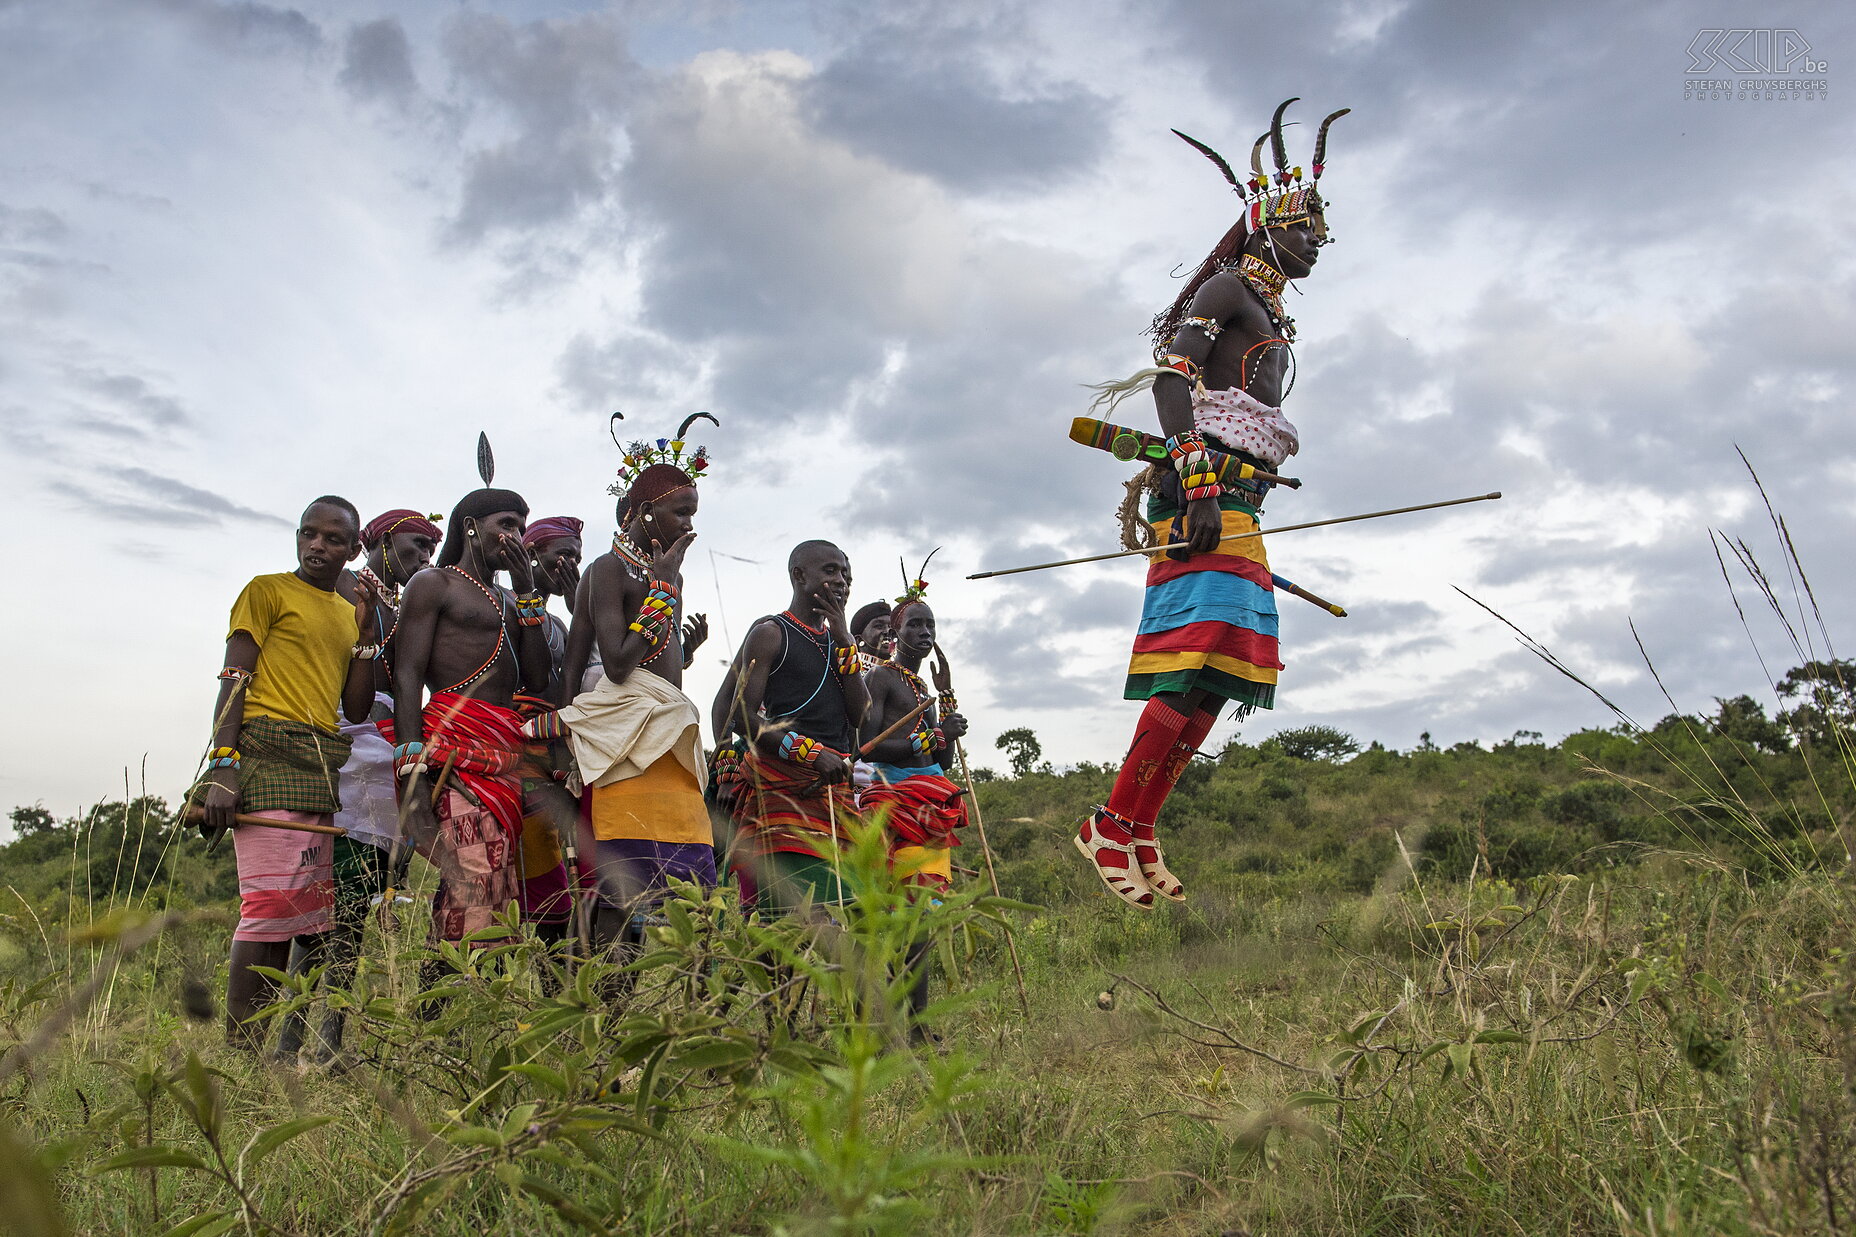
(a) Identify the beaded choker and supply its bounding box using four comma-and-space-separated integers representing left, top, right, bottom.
1233, 254, 1295, 341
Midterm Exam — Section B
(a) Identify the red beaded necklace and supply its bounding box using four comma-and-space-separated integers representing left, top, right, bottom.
438, 565, 509, 693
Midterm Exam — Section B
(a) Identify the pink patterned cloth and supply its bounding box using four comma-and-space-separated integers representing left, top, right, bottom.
1192, 387, 1301, 468
231, 811, 334, 941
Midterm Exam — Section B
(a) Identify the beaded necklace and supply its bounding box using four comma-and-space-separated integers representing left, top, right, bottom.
437, 565, 510, 693
611, 531, 675, 667
780, 610, 829, 652
1232, 253, 1296, 341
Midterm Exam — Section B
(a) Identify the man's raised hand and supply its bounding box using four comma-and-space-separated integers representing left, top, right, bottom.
500, 533, 538, 592
650, 531, 697, 581
682, 612, 709, 657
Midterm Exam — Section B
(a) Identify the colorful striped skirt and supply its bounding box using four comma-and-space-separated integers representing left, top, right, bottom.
1124, 488, 1282, 710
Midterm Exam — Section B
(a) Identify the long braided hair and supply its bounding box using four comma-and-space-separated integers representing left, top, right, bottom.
1146, 217, 1247, 348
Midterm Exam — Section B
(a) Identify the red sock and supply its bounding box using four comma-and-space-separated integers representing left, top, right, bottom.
1126, 709, 1217, 829
1104, 700, 1191, 823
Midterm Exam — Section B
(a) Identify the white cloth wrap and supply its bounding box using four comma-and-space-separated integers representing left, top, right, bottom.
558, 668, 708, 792
1192, 386, 1301, 468
334, 692, 399, 850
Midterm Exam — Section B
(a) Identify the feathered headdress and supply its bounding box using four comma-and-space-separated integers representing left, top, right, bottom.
1173, 98, 1349, 242
891, 548, 940, 623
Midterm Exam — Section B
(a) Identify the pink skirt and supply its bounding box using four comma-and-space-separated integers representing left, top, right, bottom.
231, 811, 335, 941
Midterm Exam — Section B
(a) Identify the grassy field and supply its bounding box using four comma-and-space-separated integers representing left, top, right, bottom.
3, 680, 1854, 1236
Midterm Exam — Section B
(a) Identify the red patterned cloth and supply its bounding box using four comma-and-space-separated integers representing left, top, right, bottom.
858, 772, 968, 850
379, 692, 526, 942
717, 749, 859, 861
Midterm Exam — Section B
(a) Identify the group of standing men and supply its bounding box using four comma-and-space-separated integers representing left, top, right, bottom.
192, 436, 970, 1057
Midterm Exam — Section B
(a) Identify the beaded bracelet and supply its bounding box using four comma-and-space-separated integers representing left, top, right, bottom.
210, 746, 241, 760
513, 592, 548, 628
833, 644, 860, 677
395, 758, 430, 779
778, 731, 823, 765
392, 741, 423, 758
930, 726, 946, 751
207, 756, 240, 771
352, 643, 382, 660
628, 583, 678, 650
937, 692, 959, 717
1167, 430, 1222, 501
217, 666, 254, 686
908, 728, 935, 755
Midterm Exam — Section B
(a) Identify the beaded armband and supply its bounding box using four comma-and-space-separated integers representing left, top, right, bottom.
522, 712, 570, 741
778, 731, 825, 765
628, 581, 679, 649
514, 593, 548, 628
1165, 431, 1222, 501
218, 666, 254, 687
1181, 315, 1224, 341
834, 644, 860, 677
351, 643, 381, 660
1155, 352, 1201, 382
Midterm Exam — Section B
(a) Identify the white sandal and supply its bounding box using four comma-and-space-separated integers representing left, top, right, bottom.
1074, 808, 1155, 910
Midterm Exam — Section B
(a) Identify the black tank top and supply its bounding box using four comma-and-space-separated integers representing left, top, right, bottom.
762, 613, 852, 752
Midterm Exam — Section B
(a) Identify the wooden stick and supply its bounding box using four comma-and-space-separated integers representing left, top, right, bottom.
967, 492, 1503, 579
857, 696, 934, 758
186, 810, 344, 837
1270, 573, 1347, 618
950, 738, 1032, 1020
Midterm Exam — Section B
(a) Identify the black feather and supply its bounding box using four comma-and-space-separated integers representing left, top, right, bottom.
1171, 129, 1239, 190
476, 431, 494, 486
1313, 108, 1350, 174
676, 411, 719, 440
1269, 98, 1299, 176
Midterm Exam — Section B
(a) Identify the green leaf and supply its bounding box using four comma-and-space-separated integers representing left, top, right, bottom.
0, 1119, 69, 1237
94, 1147, 210, 1173
183, 1053, 222, 1137
443, 1125, 506, 1150
1445, 1043, 1474, 1080
517, 1173, 610, 1229
159, 1213, 237, 1237
502, 1063, 569, 1096
676, 1038, 759, 1072
1283, 1089, 1341, 1109
242, 1115, 333, 1169
1696, 971, 1732, 1003
1343, 1010, 1393, 1045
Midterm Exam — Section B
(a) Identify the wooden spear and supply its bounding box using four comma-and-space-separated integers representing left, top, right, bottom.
967, 492, 1503, 580
186, 810, 344, 837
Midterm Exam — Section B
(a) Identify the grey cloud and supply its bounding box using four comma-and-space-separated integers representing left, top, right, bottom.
441, 12, 638, 242
0, 205, 66, 245
149, 0, 322, 52
340, 18, 417, 102
51, 467, 289, 528
804, 52, 1109, 192
67, 366, 190, 431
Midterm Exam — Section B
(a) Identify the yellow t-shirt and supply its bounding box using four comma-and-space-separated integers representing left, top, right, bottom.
228, 573, 358, 733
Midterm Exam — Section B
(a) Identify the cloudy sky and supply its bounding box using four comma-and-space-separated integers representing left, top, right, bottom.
3, 0, 1851, 822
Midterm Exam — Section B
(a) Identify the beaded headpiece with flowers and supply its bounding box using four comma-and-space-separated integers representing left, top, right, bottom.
607, 411, 715, 498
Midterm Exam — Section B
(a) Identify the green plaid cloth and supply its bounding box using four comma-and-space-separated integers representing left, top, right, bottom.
186, 715, 351, 816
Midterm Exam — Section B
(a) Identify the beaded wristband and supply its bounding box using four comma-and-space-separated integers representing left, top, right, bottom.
937, 693, 959, 717
352, 643, 381, 660
395, 759, 430, 779
210, 746, 241, 760
208, 756, 240, 771
392, 742, 424, 759
908, 728, 935, 755
834, 644, 860, 676
930, 727, 946, 751
778, 731, 823, 765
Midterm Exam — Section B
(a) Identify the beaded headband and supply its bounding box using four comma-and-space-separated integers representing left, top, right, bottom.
605, 411, 715, 500
1174, 98, 1349, 242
